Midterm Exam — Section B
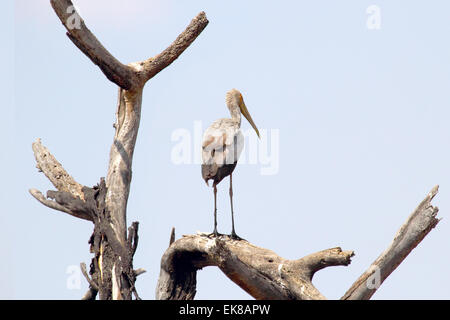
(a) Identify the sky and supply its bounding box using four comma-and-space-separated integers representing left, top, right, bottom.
3, 0, 450, 299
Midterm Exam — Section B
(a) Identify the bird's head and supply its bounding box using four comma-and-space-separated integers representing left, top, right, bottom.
226, 89, 260, 138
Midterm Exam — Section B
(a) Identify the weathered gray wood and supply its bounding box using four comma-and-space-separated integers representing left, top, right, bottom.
29, 139, 93, 221
105, 88, 143, 243
156, 233, 353, 300
50, 0, 136, 89
31, 138, 84, 200
342, 186, 440, 300
80, 262, 98, 300
50, 0, 209, 90
29, 188, 92, 221
139, 11, 209, 82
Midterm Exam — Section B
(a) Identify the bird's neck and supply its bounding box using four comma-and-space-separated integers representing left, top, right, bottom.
229, 104, 241, 125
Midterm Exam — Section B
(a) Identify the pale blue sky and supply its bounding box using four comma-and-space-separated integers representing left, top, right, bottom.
3, 0, 450, 299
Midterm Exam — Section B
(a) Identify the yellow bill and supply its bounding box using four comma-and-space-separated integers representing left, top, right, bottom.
239, 99, 260, 138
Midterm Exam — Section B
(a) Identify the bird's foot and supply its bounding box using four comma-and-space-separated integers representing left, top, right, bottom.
207, 229, 223, 238
229, 231, 246, 241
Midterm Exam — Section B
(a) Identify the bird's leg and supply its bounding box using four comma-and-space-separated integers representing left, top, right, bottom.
213, 184, 218, 235
229, 173, 244, 240
208, 184, 221, 237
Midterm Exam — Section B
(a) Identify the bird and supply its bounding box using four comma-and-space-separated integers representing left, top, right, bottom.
201, 89, 260, 240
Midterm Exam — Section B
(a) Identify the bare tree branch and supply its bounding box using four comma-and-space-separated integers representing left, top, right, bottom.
156, 234, 354, 300
342, 185, 440, 300
30, 138, 94, 221
80, 262, 98, 291
32, 138, 84, 200
29, 188, 92, 221
134, 268, 146, 277
139, 11, 209, 82
50, 1, 209, 90
294, 247, 355, 280
50, 0, 136, 89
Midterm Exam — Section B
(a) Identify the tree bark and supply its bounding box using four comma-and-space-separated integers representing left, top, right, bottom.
30, 0, 208, 300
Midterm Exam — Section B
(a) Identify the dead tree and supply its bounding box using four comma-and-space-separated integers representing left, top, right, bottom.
31, 1, 440, 300
30, 0, 208, 300
156, 186, 440, 300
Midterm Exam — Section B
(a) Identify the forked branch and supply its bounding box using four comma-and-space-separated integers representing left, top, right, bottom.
50, 0, 208, 89
157, 186, 440, 300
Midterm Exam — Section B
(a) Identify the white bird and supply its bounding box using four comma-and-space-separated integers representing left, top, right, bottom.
201, 89, 260, 239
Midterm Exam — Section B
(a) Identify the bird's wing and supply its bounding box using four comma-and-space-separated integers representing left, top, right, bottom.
202, 122, 243, 167
226, 130, 244, 165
